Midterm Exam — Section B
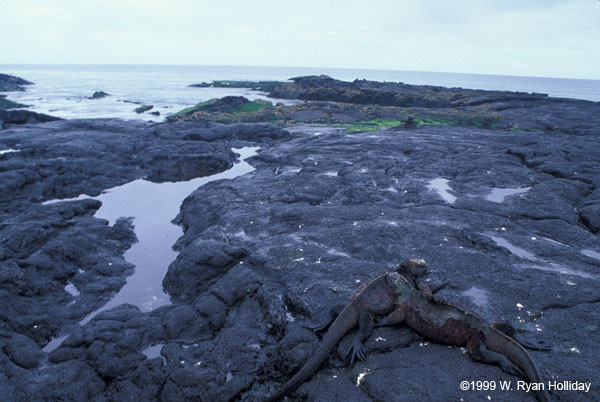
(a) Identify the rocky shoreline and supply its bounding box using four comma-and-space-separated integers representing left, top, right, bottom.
177, 75, 600, 136
1, 74, 599, 401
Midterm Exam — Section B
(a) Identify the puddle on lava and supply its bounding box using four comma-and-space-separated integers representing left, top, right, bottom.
64, 283, 80, 297
42, 147, 258, 351
487, 235, 596, 279
485, 187, 530, 203
43, 334, 69, 352
581, 249, 600, 261
142, 343, 166, 364
427, 178, 456, 204
541, 236, 570, 248
487, 235, 539, 261
518, 263, 596, 279
327, 248, 350, 258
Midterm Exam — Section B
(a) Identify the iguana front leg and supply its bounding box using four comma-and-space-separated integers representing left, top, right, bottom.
416, 278, 448, 295
491, 321, 551, 351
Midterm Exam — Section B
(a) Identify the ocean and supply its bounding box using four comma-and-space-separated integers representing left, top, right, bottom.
1, 64, 599, 122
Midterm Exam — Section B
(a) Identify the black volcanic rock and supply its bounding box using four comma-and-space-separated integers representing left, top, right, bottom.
172, 124, 600, 401
270, 75, 549, 109
0, 73, 33, 92
0, 73, 33, 110
0, 95, 27, 110
189, 80, 288, 92
0, 109, 61, 125
90, 91, 110, 99
579, 189, 600, 233
402, 115, 417, 128
135, 104, 153, 113
201, 96, 249, 112
0, 78, 599, 401
178, 76, 600, 136
266, 75, 600, 135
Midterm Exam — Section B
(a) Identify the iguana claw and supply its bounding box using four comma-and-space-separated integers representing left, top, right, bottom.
499, 356, 526, 379
347, 340, 366, 365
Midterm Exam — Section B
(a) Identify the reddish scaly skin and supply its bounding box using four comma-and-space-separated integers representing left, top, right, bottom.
389, 272, 549, 402
348, 273, 397, 315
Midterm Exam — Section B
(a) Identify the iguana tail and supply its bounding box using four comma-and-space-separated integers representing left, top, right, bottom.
484, 327, 550, 402
266, 306, 359, 401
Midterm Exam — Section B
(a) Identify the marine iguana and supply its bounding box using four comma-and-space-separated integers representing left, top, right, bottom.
266, 259, 549, 402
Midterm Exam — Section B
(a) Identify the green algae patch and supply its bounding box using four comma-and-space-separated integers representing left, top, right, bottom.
173, 99, 218, 116
231, 99, 272, 114
410, 112, 501, 130
333, 119, 404, 133
340, 123, 381, 133
331, 113, 502, 133
168, 97, 274, 122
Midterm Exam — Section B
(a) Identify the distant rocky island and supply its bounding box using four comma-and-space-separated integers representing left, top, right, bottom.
0, 73, 31, 110
0, 72, 599, 401
0, 74, 61, 126
174, 75, 599, 136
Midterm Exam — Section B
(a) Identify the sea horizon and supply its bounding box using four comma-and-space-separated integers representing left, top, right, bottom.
2, 63, 599, 121
2, 62, 599, 82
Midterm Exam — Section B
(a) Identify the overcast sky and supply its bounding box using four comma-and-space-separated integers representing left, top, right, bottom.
1, 0, 599, 79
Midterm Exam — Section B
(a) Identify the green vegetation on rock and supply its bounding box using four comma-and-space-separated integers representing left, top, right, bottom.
334, 119, 405, 133
332, 114, 501, 133
168, 97, 274, 122
231, 99, 272, 113
172, 99, 218, 117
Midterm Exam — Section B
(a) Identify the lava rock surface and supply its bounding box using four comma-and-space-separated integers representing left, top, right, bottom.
0, 88, 599, 401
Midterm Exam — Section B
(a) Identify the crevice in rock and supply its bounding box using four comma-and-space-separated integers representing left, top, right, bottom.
505, 149, 526, 164
577, 213, 597, 234
519, 214, 574, 226
533, 297, 600, 319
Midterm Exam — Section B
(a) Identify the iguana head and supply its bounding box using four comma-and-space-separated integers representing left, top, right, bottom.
395, 258, 428, 280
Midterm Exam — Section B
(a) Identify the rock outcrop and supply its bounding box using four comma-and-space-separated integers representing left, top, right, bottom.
0, 73, 33, 92
177, 76, 600, 136
90, 91, 110, 99
0, 109, 61, 125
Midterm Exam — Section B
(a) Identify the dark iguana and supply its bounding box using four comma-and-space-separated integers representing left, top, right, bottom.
266, 259, 549, 402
